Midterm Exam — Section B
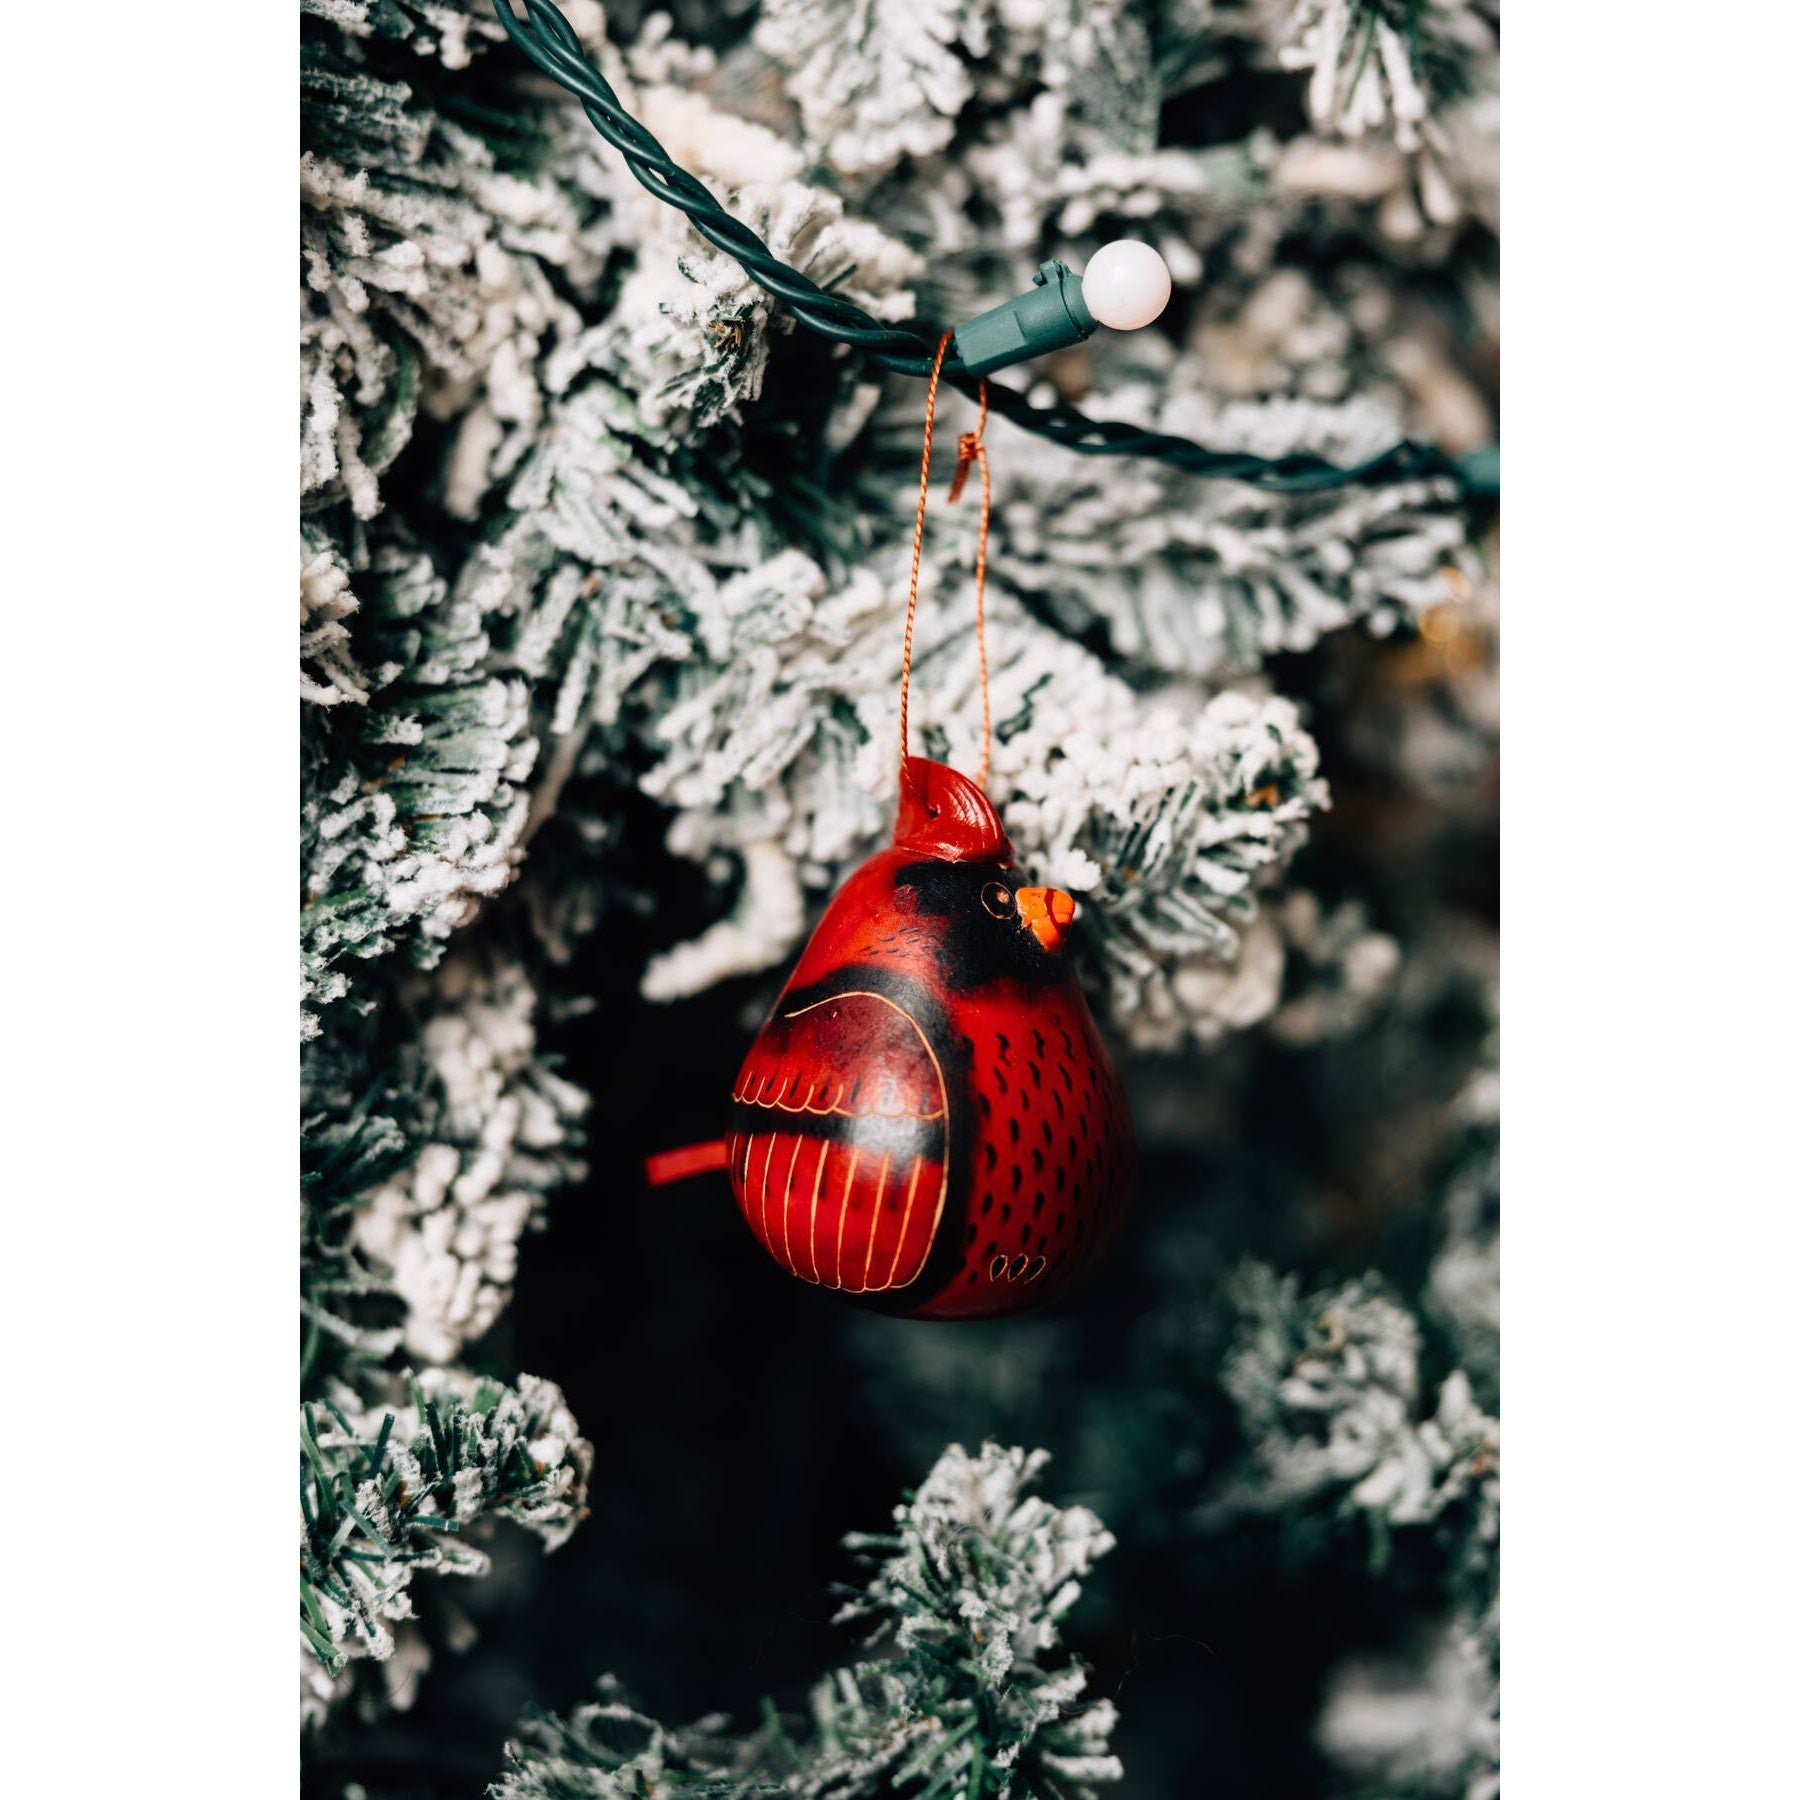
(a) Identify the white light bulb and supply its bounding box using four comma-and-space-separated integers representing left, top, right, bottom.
1079, 240, 1172, 332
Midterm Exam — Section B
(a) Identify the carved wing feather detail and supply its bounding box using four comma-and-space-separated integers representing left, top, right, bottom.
728, 991, 949, 1293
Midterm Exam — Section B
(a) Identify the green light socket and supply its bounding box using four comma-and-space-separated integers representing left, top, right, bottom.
952, 261, 1096, 377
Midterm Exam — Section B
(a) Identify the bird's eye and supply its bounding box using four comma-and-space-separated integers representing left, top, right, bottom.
980, 882, 1016, 920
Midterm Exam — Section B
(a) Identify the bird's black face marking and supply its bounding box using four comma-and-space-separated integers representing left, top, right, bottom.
894, 859, 1063, 990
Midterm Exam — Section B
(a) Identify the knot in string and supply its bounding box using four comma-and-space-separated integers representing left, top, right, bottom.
948, 424, 985, 503
898, 333, 994, 790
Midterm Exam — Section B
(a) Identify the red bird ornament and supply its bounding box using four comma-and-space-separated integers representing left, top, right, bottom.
646, 339, 1133, 1317
650, 759, 1135, 1320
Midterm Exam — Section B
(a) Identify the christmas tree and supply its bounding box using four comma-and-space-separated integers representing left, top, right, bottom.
300, 2, 1498, 1792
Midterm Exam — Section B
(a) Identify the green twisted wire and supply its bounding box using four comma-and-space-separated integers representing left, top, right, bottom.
493, 0, 1495, 497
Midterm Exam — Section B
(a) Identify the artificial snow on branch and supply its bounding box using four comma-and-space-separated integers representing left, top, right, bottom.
301, 537, 543, 1032
1213, 1262, 1499, 1530
300, 0, 1480, 1046
995, 388, 1471, 679
1209, 1262, 1498, 1794
493, 1441, 1120, 1798
632, 550, 1333, 1047
301, 1370, 592, 1725
754, 0, 990, 180
351, 952, 590, 1363
1278, 1, 1497, 154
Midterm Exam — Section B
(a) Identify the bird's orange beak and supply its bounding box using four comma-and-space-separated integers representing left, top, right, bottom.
1016, 887, 1076, 954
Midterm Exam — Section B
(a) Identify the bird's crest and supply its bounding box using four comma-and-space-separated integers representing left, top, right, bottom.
894, 758, 1012, 863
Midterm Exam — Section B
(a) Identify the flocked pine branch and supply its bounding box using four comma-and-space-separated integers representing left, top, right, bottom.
350, 951, 590, 1364
301, 0, 1484, 1043
301, 1369, 593, 1725
1210, 1264, 1498, 1543
753, 0, 993, 181
301, 9, 602, 523
492, 1442, 1121, 1799
302, 1069, 413, 1383
1278, 1, 1497, 153
301, 0, 512, 71
1424, 1052, 1499, 1403
628, 545, 1334, 1047
993, 388, 1471, 680
300, 526, 542, 1031
1208, 1262, 1499, 1795
821, 1443, 1120, 1795
302, 947, 588, 1386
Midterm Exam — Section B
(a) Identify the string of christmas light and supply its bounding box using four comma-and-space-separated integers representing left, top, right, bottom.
492, 0, 1496, 498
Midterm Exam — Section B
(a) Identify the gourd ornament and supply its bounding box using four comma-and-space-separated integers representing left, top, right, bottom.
725, 758, 1134, 1319
645, 341, 1134, 1318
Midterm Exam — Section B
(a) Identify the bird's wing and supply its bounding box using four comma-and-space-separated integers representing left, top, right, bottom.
729, 989, 949, 1293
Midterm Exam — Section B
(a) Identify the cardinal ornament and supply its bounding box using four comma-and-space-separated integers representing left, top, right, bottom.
646, 340, 1134, 1318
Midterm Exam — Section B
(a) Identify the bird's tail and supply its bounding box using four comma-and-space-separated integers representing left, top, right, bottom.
644, 1139, 730, 1186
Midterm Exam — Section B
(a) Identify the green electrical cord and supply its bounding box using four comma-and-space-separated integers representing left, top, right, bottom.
493, 0, 1496, 499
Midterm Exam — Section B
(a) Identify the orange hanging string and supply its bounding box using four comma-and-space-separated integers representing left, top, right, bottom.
948, 380, 993, 789
898, 333, 994, 791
